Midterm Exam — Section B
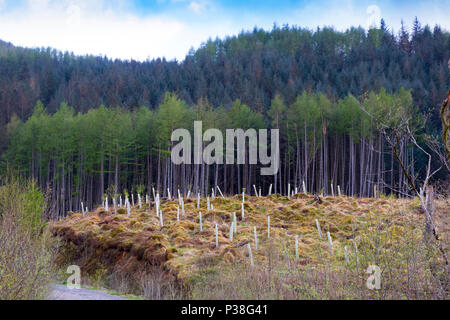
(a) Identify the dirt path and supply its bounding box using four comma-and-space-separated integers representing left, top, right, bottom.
49, 284, 126, 300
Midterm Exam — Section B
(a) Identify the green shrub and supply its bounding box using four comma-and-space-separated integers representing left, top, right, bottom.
0, 174, 46, 235
0, 174, 57, 300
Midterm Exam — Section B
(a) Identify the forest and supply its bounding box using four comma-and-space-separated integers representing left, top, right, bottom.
1, 18, 449, 218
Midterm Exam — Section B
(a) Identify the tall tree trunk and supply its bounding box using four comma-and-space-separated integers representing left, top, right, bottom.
115, 144, 119, 196
100, 141, 104, 202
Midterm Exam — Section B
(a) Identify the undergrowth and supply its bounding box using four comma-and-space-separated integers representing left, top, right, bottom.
0, 174, 58, 300
50, 193, 449, 300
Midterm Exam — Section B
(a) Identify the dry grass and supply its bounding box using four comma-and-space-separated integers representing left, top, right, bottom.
49, 193, 449, 299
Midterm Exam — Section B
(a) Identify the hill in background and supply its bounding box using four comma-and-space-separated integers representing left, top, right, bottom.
0, 19, 448, 133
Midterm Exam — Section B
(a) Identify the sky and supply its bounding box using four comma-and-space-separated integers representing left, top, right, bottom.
0, 0, 448, 61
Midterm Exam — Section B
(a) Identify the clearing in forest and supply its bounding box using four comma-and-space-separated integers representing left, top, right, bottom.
49, 193, 449, 289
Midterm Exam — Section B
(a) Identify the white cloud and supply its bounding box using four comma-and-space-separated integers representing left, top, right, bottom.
0, 0, 448, 61
0, 1, 197, 61
0, 0, 233, 61
287, 0, 450, 33
188, 1, 204, 14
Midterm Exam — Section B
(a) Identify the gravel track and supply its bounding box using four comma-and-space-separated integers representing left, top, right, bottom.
49, 284, 126, 300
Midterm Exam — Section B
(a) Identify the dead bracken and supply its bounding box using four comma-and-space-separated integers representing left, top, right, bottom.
49, 193, 449, 286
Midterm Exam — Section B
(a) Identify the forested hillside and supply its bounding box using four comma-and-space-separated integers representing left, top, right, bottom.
1, 19, 449, 218
0, 19, 448, 127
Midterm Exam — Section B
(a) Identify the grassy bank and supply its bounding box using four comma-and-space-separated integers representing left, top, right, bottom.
50, 193, 449, 300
